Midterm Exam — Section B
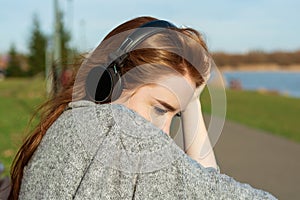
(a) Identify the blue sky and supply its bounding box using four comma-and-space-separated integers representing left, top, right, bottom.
1, 0, 300, 54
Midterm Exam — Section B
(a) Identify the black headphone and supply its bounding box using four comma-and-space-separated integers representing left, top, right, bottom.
85, 19, 177, 103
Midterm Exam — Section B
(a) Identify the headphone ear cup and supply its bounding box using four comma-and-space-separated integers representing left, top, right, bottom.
106, 65, 123, 102
85, 65, 123, 103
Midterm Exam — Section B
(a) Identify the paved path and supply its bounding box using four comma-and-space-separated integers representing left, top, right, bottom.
210, 116, 300, 200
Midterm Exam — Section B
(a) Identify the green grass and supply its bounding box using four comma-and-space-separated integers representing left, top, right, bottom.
0, 77, 299, 176
0, 77, 47, 176
201, 88, 300, 142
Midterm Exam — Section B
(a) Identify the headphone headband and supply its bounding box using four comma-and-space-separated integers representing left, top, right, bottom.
120, 20, 176, 52
109, 20, 177, 62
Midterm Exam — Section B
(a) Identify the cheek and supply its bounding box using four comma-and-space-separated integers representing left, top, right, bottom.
127, 94, 152, 122
150, 113, 174, 135
128, 98, 173, 135
125, 87, 174, 134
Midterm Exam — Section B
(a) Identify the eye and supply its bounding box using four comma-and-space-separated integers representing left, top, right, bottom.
153, 106, 168, 116
175, 112, 181, 117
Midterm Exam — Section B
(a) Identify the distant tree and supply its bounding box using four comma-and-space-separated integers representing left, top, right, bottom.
6, 44, 24, 77
212, 50, 300, 66
28, 14, 47, 76
50, 10, 75, 94
53, 10, 73, 67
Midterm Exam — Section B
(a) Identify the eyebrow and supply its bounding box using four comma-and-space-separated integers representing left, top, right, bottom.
154, 98, 178, 112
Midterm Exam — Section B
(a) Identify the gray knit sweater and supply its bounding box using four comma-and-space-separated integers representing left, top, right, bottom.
19, 100, 277, 199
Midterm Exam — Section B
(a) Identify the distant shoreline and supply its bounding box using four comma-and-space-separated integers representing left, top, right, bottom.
219, 64, 300, 72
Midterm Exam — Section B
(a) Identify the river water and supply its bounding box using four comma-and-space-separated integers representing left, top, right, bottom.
222, 71, 300, 98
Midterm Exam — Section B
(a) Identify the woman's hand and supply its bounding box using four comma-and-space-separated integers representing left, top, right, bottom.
181, 84, 218, 170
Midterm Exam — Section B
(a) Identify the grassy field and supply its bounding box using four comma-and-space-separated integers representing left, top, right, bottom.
0, 77, 46, 176
0, 77, 299, 176
201, 87, 300, 142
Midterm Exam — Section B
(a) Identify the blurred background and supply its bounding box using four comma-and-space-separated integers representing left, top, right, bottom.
0, 0, 299, 199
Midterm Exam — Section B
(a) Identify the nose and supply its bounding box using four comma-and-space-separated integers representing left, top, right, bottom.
162, 121, 171, 135
162, 127, 170, 135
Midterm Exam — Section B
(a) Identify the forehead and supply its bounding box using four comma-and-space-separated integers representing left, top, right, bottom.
149, 75, 195, 110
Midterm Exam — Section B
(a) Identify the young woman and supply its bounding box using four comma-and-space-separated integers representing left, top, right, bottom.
9, 16, 277, 199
